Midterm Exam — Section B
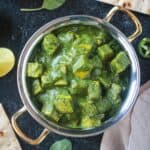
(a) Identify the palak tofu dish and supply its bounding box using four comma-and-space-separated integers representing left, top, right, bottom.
26, 25, 130, 129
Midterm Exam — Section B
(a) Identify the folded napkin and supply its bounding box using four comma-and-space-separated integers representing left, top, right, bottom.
0, 104, 22, 150
96, 0, 150, 15
101, 81, 150, 150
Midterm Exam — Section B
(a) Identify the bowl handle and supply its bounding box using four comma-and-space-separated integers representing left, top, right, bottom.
103, 6, 142, 42
11, 106, 49, 145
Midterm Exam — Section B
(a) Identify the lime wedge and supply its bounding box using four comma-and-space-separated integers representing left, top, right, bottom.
0, 48, 15, 77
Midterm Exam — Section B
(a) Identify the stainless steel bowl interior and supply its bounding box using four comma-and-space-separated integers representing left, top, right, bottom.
17, 15, 140, 137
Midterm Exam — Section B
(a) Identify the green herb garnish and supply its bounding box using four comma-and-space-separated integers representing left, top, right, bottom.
50, 139, 72, 150
21, 0, 66, 12
138, 38, 150, 58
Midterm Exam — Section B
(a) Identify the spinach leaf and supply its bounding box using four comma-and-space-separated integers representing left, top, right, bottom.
50, 139, 72, 150
21, 0, 66, 12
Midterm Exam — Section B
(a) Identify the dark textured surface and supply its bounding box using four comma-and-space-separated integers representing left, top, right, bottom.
0, 0, 150, 150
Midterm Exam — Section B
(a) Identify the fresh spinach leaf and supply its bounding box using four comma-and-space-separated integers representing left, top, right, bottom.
50, 139, 72, 150
21, 0, 66, 12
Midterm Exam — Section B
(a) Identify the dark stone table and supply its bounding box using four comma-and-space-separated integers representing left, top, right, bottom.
0, 0, 150, 150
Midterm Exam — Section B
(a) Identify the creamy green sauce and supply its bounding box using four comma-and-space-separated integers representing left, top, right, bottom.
26, 25, 130, 129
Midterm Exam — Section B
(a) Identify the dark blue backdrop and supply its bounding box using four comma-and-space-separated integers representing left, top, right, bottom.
0, 0, 150, 150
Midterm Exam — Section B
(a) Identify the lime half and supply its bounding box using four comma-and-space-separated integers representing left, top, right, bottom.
0, 48, 15, 77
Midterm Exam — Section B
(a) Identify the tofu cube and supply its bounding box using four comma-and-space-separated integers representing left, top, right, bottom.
111, 52, 130, 74
81, 117, 101, 128
32, 79, 42, 95
73, 55, 92, 79
42, 33, 59, 55
54, 91, 73, 113
27, 62, 43, 78
98, 44, 114, 61
41, 71, 53, 88
88, 81, 101, 100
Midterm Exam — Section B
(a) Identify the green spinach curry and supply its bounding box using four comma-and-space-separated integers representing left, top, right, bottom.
26, 25, 130, 129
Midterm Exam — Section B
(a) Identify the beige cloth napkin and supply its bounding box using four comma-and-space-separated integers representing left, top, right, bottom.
96, 0, 150, 15
0, 104, 22, 150
101, 81, 150, 150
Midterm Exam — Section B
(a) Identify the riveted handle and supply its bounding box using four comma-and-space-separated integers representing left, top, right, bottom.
11, 107, 49, 145
104, 6, 142, 42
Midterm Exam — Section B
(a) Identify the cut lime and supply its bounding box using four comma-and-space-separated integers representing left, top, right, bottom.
0, 48, 15, 77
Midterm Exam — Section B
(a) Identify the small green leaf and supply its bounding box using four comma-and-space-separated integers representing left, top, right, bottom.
42, 0, 66, 10
21, 0, 66, 12
50, 139, 72, 150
